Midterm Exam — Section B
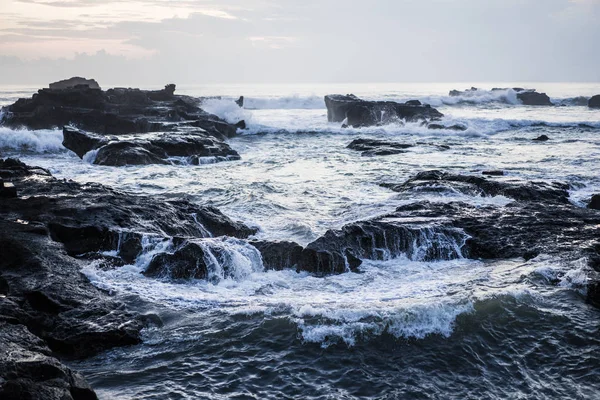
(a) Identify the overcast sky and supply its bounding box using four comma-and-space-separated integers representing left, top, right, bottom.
0, 0, 599, 84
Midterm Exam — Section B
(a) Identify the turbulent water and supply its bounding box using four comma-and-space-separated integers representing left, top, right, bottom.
2, 83, 600, 399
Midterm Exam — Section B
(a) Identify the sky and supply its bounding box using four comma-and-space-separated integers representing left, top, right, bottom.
0, 0, 599, 85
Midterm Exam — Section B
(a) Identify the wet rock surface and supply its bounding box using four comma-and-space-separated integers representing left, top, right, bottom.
449, 87, 553, 106
1, 80, 245, 166
0, 157, 259, 397
324, 94, 443, 127
588, 95, 600, 108
347, 138, 449, 156
294, 171, 600, 301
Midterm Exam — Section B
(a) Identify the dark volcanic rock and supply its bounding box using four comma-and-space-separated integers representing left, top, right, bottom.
533, 135, 550, 141
448, 87, 553, 106
0, 322, 98, 400
588, 194, 600, 210
249, 240, 304, 271
1, 81, 243, 142
347, 138, 413, 156
427, 123, 467, 131
62, 126, 110, 158
93, 141, 170, 166
302, 172, 600, 273
589, 95, 600, 109
49, 76, 100, 90
63, 127, 241, 166
517, 90, 553, 106
347, 138, 450, 157
482, 170, 504, 176
382, 170, 571, 204
0, 158, 260, 395
145, 239, 209, 280
324, 94, 443, 127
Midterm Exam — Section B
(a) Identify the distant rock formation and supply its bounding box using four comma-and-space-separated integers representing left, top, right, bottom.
449, 87, 553, 106
589, 95, 600, 109
49, 76, 101, 90
324, 94, 443, 128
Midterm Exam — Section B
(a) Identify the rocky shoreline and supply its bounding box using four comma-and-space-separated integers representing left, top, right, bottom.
1, 79, 600, 398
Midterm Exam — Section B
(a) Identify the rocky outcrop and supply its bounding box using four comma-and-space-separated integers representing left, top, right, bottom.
449, 87, 553, 106
63, 126, 240, 166
289, 171, 600, 290
589, 95, 600, 109
49, 76, 100, 90
0, 157, 262, 396
324, 94, 443, 127
0, 81, 244, 141
517, 90, 553, 106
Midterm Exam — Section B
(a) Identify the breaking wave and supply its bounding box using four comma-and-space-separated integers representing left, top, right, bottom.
0, 127, 64, 153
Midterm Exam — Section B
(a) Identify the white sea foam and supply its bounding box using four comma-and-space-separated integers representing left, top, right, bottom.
0, 127, 64, 152
81, 251, 586, 346
243, 95, 325, 110
200, 98, 253, 125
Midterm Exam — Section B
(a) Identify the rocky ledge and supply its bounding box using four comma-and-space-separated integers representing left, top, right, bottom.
324, 94, 444, 128
0, 157, 259, 398
0, 78, 246, 166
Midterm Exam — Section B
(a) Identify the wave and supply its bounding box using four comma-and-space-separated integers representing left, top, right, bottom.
0, 127, 65, 153
243, 95, 325, 110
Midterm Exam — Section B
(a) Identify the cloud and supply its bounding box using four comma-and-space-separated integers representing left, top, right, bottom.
0, 0, 598, 84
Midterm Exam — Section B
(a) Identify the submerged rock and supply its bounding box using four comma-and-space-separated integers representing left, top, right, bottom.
589, 95, 600, 109
324, 94, 443, 127
347, 138, 413, 156
533, 135, 550, 141
347, 138, 449, 156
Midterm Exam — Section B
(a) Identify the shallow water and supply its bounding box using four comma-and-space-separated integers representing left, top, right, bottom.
1, 83, 600, 399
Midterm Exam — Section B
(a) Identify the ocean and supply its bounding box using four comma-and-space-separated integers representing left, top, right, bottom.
1, 82, 599, 399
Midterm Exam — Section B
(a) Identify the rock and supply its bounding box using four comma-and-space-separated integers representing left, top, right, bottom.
235, 96, 244, 107
49, 76, 100, 90
249, 240, 304, 270
63, 128, 241, 166
1, 182, 17, 198
589, 95, 600, 108
62, 126, 109, 158
0, 322, 98, 400
324, 94, 443, 127
482, 170, 504, 176
1, 81, 243, 142
0, 158, 262, 394
301, 171, 600, 272
145, 239, 209, 280
405, 100, 422, 106
93, 141, 170, 166
449, 87, 553, 106
347, 138, 413, 156
347, 139, 450, 156
533, 135, 550, 141
517, 90, 553, 106
427, 123, 467, 131
382, 170, 571, 204
588, 194, 600, 210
